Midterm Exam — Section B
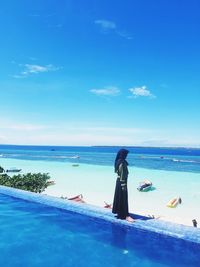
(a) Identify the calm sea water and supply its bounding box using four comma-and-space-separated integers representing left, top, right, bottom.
0, 145, 200, 173
0, 193, 199, 267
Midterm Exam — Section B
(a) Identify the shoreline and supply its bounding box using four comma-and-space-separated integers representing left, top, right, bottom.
0, 157, 199, 228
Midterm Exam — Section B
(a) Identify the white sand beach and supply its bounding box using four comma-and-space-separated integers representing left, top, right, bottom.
1, 158, 200, 227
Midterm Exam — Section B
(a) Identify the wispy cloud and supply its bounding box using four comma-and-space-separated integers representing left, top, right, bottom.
0, 123, 48, 131
117, 31, 133, 40
29, 14, 40, 17
128, 86, 155, 98
95, 20, 116, 31
90, 86, 120, 96
95, 19, 132, 40
74, 126, 149, 135
13, 64, 60, 78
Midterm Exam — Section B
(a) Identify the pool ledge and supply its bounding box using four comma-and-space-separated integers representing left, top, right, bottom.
0, 185, 200, 244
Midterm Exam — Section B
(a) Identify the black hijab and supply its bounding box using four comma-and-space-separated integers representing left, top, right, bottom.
114, 148, 129, 173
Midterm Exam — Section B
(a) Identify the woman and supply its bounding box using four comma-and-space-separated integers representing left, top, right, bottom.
112, 148, 134, 222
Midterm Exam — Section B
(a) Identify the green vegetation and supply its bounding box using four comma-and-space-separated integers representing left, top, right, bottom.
0, 166, 4, 173
0, 171, 53, 193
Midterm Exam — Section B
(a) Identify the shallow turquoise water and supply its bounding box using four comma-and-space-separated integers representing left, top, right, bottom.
0, 194, 199, 267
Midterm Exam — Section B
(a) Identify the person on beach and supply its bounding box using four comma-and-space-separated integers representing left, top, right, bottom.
112, 148, 134, 222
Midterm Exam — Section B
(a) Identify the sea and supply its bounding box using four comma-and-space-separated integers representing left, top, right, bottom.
0, 144, 200, 226
0, 144, 200, 172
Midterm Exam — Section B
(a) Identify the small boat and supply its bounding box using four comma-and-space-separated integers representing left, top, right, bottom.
46, 180, 55, 186
6, 167, 22, 173
70, 155, 80, 159
68, 194, 85, 203
167, 197, 181, 208
72, 164, 79, 167
172, 158, 180, 162
137, 179, 152, 192
104, 201, 112, 209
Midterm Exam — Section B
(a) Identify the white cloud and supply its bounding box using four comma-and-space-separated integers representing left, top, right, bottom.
24, 64, 59, 74
90, 86, 120, 96
0, 120, 49, 131
129, 86, 155, 98
116, 31, 133, 40
24, 64, 48, 74
95, 19, 132, 39
13, 64, 60, 78
95, 20, 116, 30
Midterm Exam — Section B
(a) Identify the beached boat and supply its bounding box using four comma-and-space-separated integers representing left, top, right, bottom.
6, 167, 22, 173
137, 179, 152, 192
104, 201, 112, 209
46, 180, 55, 186
167, 197, 181, 208
61, 194, 85, 203
72, 164, 79, 167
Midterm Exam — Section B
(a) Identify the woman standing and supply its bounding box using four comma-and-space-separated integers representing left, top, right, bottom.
112, 148, 134, 222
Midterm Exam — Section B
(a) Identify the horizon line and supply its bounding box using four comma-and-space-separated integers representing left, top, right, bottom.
0, 143, 200, 150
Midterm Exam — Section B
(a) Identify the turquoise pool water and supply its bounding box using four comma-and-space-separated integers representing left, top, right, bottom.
0, 193, 199, 267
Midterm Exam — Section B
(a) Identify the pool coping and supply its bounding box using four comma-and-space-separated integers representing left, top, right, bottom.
0, 185, 200, 244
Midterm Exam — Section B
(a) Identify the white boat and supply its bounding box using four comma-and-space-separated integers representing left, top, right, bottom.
137, 179, 152, 192
70, 155, 80, 159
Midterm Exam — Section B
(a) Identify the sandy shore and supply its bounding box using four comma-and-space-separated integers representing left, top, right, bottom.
1, 158, 199, 228
43, 164, 200, 228
44, 188, 199, 227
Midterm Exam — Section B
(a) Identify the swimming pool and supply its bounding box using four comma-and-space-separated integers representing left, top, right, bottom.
0, 190, 199, 267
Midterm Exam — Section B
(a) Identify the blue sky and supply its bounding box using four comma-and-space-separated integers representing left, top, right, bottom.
0, 0, 199, 147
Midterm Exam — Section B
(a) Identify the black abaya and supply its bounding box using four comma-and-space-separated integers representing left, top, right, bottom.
112, 161, 129, 219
